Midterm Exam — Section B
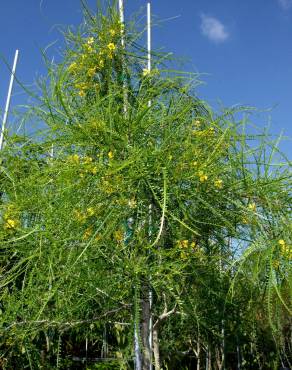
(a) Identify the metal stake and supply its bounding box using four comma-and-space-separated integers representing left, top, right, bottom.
0, 49, 19, 150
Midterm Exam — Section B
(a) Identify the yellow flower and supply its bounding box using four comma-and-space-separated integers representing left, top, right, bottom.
242, 217, 249, 225
83, 156, 93, 164
177, 240, 189, 249
4, 219, 18, 230
198, 171, 208, 183
74, 210, 86, 223
78, 90, 86, 97
87, 37, 94, 45
87, 67, 96, 77
208, 127, 215, 135
278, 239, 291, 259
180, 251, 188, 259
193, 119, 201, 127
107, 42, 116, 51
114, 229, 124, 243
142, 68, 150, 77
84, 45, 93, 53
248, 202, 256, 212
91, 166, 98, 175
109, 29, 116, 37
273, 260, 280, 269
278, 239, 286, 247
214, 179, 223, 189
68, 62, 77, 73
190, 241, 197, 248
98, 59, 105, 68
128, 198, 137, 208
108, 150, 114, 159
87, 207, 95, 217
68, 154, 80, 163
95, 233, 101, 242
75, 82, 89, 90
83, 227, 93, 240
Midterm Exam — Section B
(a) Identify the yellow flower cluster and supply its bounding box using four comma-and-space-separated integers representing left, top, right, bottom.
114, 229, 124, 243
67, 154, 80, 163
177, 240, 202, 260
68, 62, 78, 73
67, 155, 98, 176
4, 218, 19, 230
278, 239, 292, 260
193, 127, 215, 137
214, 179, 223, 189
83, 226, 93, 240
67, 18, 123, 91
3, 204, 20, 231
193, 119, 201, 128
128, 198, 137, 209
248, 202, 256, 212
198, 171, 208, 183
68, 30, 118, 98
74, 207, 95, 224
177, 240, 197, 249
101, 178, 114, 195
142, 68, 150, 77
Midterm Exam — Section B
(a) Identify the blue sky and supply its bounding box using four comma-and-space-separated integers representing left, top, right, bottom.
0, 0, 291, 158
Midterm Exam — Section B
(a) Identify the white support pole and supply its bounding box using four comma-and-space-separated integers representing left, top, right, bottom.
147, 2, 152, 109
147, 3, 153, 370
119, 0, 125, 47
0, 49, 19, 150
119, 0, 128, 115
147, 3, 151, 74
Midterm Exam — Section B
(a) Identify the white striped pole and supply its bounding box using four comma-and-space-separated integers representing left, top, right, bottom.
0, 49, 19, 150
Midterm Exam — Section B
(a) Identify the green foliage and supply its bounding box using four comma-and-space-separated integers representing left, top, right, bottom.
0, 1, 291, 369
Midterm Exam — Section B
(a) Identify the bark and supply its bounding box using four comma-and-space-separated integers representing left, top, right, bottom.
196, 339, 201, 370
152, 297, 176, 370
215, 346, 223, 370
153, 327, 160, 370
206, 345, 211, 370
141, 285, 151, 370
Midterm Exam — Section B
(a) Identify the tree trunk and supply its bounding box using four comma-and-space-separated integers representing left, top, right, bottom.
141, 285, 151, 370
153, 327, 160, 370
196, 339, 201, 370
206, 345, 211, 370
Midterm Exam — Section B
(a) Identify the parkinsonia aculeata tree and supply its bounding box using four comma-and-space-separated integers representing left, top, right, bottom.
0, 2, 291, 369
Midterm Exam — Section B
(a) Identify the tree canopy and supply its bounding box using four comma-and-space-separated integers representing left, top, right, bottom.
0, 2, 291, 369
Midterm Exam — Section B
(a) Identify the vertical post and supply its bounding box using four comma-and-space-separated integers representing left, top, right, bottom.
119, 0, 128, 115
147, 4, 153, 370
0, 49, 19, 150
147, 2, 151, 109
119, 0, 125, 47
147, 3, 151, 74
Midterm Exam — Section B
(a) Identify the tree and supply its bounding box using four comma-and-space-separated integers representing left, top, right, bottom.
0, 2, 291, 369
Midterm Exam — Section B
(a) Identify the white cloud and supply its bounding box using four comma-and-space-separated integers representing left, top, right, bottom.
278, 0, 292, 9
200, 14, 229, 43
